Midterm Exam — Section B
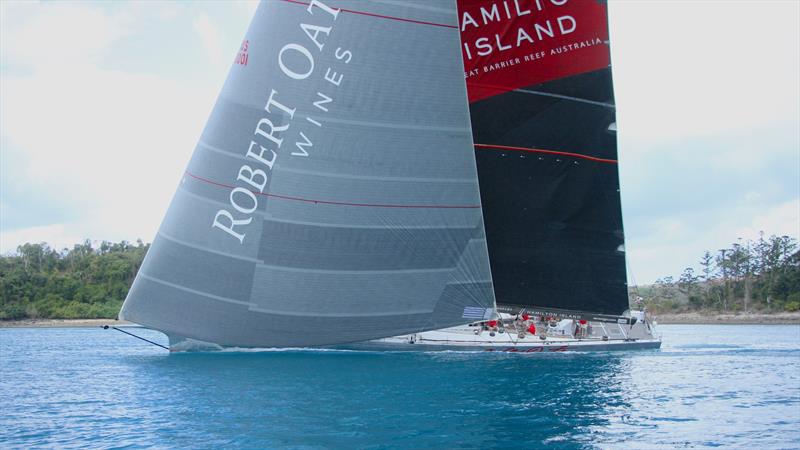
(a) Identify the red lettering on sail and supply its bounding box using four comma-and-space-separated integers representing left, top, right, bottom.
234, 40, 249, 66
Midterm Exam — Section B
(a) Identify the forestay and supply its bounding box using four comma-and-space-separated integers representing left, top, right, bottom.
120, 0, 495, 347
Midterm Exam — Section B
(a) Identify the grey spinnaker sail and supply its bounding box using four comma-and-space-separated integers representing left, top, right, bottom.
120, 0, 495, 347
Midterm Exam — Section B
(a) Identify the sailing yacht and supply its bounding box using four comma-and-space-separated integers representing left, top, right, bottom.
120, 0, 661, 352
349, 0, 662, 351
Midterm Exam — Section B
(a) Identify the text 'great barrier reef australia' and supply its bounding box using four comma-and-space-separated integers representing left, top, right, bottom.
458, 0, 610, 102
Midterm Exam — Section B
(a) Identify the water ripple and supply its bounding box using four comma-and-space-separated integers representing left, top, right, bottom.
1, 325, 799, 448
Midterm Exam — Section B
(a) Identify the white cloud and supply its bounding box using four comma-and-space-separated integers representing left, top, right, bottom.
1, 2, 129, 71
0, 224, 82, 254
627, 197, 800, 283
735, 198, 800, 241
610, 1, 800, 147
194, 13, 224, 65
1, 1, 224, 249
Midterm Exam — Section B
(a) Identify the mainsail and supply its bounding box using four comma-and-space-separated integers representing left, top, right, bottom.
120, 0, 496, 347
458, 0, 629, 317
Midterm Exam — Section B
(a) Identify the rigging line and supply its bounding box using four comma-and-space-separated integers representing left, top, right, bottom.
103, 325, 169, 350
473, 143, 618, 164
278, 0, 457, 29
183, 171, 482, 209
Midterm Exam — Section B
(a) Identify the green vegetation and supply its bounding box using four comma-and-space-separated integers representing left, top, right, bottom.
632, 233, 800, 314
1, 232, 797, 321
0, 240, 148, 320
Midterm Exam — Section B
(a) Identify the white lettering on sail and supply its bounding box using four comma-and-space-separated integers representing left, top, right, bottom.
557, 16, 576, 34
323, 68, 343, 86
461, 11, 478, 31
514, 0, 531, 16
284, 4, 352, 160
211, 0, 353, 243
278, 43, 314, 80
212, 90, 294, 243
291, 132, 313, 157
230, 187, 258, 214
245, 141, 277, 169
237, 165, 268, 192
481, 4, 500, 24
306, 0, 339, 19
212, 210, 251, 244
300, 23, 332, 51
334, 47, 352, 63
313, 92, 332, 112
265, 88, 296, 118
255, 117, 288, 147
459, 0, 580, 61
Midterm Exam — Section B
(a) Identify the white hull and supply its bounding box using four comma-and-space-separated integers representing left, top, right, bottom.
337, 313, 662, 353
338, 333, 661, 352
167, 313, 662, 353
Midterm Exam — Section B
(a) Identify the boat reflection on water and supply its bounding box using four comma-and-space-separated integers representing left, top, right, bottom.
125, 346, 636, 447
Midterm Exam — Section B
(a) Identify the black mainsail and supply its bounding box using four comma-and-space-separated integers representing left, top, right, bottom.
458, 0, 629, 318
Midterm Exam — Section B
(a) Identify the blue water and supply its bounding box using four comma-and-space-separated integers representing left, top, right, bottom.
1, 325, 799, 449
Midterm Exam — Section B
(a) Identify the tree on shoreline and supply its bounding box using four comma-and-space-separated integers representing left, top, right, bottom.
637, 233, 799, 314
0, 240, 149, 320
2, 234, 798, 320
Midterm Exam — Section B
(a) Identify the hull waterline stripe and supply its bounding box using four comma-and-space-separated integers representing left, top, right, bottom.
474, 143, 618, 164
184, 171, 481, 209
279, 0, 457, 29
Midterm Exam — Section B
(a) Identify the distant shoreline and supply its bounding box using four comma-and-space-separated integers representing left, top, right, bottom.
654, 312, 800, 325
0, 319, 134, 328
2, 313, 799, 328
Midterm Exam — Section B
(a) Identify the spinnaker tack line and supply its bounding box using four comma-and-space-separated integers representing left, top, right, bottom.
102, 325, 168, 350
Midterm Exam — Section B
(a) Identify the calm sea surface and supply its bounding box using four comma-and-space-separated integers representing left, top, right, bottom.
1, 324, 798, 449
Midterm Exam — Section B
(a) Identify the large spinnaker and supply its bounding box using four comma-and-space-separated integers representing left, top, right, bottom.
120, 0, 495, 347
458, 0, 629, 317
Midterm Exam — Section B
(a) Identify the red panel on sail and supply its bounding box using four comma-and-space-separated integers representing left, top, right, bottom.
458, 0, 611, 102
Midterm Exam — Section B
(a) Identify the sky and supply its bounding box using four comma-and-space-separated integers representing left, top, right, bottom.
1, 0, 798, 284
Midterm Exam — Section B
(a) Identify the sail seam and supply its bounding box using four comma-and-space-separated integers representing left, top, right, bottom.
137, 273, 252, 307
248, 306, 432, 318
263, 216, 480, 230
278, 0, 457, 29
297, 114, 471, 132
513, 88, 615, 108
184, 171, 482, 209
255, 263, 452, 275
157, 231, 262, 263
274, 165, 476, 184
198, 141, 474, 183
473, 144, 618, 164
